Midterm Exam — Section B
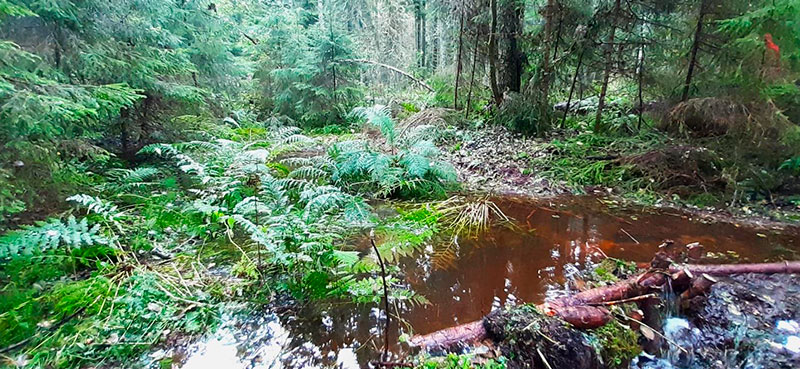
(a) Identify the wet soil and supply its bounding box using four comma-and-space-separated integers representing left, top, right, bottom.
159, 195, 800, 368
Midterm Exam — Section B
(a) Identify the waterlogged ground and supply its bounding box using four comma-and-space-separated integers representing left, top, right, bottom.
152, 196, 800, 368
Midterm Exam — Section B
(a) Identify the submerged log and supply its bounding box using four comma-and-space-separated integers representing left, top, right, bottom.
407, 320, 486, 349
409, 261, 800, 350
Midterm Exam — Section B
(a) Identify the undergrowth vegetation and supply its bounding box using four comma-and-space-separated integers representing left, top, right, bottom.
0, 114, 449, 367
330, 105, 458, 199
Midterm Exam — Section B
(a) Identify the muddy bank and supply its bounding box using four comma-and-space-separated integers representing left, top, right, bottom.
428, 121, 800, 232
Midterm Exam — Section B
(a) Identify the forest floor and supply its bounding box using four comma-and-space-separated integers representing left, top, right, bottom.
406, 111, 800, 231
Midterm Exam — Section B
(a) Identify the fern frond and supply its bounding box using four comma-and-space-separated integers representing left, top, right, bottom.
352, 105, 395, 145
288, 166, 328, 181
67, 194, 122, 221
107, 167, 160, 184
281, 157, 314, 168
0, 216, 110, 260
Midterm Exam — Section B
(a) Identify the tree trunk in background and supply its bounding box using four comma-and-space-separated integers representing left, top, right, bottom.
681, 0, 707, 102
421, 0, 427, 68
488, 0, 502, 106
497, 0, 524, 93
593, 0, 621, 133
466, 35, 479, 118
552, 2, 564, 59
637, 43, 645, 129
455, 10, 465, 109
430, 12, 440, 70
537, 0, 556, 116
562, 46, 586, 128
415, 0, 427, 68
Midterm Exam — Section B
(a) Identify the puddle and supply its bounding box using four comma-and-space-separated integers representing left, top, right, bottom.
162, 196, 800, 368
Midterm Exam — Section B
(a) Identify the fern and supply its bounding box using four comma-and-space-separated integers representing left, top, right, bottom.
0, 216, 109, 259
67, 194, 122, 221
352, 105, 395, 146
288, 166, 329, 181
105, 167, 160, 191
138, 143, 209, 183
328, 107, 457, 199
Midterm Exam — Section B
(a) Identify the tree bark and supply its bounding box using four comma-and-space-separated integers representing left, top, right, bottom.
681, 0, 707, 102
421, 0, 427, 68
537, 0, 556, 116
454, 10, 465, 109
562, 47, 586, 129
637, 43, 645, 129
465, 35, 480, 119
488, 0, 502, 106
497, 0, 524, 93
415, 0, 426, 68
593, 0, 621, 132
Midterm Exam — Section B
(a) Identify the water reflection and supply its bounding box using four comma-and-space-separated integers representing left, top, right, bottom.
170, 196, 799, 368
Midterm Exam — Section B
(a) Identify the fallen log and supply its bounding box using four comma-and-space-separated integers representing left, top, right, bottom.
669, 261, 800, 275
409, 261, 800, 350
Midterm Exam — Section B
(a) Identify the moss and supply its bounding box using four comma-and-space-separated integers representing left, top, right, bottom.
416, 353, 507, 369
484, 305, 600, 369
589, 320, 641, 369
589, 258, 638, 284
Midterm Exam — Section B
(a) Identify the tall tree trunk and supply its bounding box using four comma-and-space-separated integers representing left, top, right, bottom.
52, 23, 64, 69
637, 43, 645, 130
415, 1, 423, 67
593, 0, 621, 133
465, 35, 480, 118
330, 24, 337, 104
562, 47, 586, 129
488, 0, 502, 106
497, 0, 524, 93
421, 0, 427, 68
551, 2, 564, 59
537, 0, 556, 117
454, 10, 465, 109
681, 0, 707, 102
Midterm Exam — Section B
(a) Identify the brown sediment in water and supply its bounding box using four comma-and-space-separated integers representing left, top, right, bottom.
402, 196, 799, 338
173, 195, 800, 368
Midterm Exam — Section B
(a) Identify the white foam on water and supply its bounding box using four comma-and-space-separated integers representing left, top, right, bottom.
785, 335, 800, 354
663, 317, 690, 339
776, 320, 800, 335
335, 348, 359, 369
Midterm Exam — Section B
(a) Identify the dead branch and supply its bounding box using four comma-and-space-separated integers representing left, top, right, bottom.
339, 59, 434, 92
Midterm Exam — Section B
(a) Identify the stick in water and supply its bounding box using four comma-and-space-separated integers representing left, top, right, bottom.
370, 230, 391, 362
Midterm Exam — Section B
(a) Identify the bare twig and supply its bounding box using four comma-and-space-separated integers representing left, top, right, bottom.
339, 59, 433, 92
370, 230, 391, 362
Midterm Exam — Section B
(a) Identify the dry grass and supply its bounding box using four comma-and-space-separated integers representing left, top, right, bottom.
665, 97, 791, 140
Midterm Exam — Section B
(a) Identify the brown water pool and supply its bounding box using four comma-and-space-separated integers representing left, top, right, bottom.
171, 196, 800, 368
